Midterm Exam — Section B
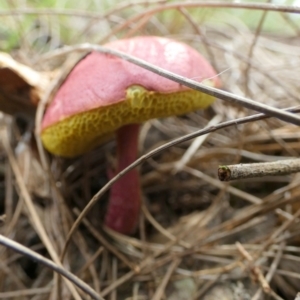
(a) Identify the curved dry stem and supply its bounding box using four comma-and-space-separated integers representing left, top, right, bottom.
41, 43, 300, 125
0, 235, 104, 300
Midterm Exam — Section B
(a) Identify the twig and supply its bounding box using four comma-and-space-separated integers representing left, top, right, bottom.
218, 159, 300, 181
41, 43, 300, 126
0, 235, 104, 300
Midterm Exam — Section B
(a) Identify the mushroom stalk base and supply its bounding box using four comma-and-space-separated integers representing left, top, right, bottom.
104, 124, 141, 234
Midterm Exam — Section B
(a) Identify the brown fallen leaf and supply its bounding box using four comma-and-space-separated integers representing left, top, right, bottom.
0, 52, 50, 117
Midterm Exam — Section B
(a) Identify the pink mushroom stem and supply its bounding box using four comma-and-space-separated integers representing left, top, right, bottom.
104, 123, 141, 234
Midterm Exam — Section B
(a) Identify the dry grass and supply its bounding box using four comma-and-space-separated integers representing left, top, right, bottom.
0, 1, 300, 299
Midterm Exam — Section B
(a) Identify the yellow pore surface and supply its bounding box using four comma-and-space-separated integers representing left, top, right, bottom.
41, 85, 215, 157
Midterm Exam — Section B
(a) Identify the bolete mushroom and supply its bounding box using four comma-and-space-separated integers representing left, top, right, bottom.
41, 36, 220, 234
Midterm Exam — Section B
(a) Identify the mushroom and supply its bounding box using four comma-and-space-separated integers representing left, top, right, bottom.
41, 36, 220, 234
